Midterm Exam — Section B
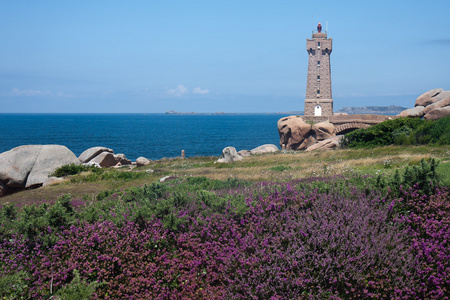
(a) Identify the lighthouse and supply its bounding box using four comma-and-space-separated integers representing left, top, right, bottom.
304, 22, 333, 119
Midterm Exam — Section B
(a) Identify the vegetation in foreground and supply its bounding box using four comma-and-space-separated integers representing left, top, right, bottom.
1, 155, 449, 299
341, 116, 450, 148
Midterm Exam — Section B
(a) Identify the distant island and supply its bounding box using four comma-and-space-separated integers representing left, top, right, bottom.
165, 106, 408, 115
336, 105, 408, 115
165, 110, 229, 115
164, 110, 302, 115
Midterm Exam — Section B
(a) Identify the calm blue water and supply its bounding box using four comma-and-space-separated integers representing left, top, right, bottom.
0, 114, 284, 161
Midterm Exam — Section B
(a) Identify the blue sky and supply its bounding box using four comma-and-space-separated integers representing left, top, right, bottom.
1, 0, 449, 113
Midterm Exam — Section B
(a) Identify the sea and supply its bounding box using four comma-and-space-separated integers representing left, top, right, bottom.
0, 114, 286, 161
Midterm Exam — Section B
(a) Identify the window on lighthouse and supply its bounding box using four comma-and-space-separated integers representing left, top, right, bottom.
317, 61, 320, 66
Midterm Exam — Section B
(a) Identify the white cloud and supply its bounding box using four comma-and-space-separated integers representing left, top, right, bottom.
11, 88, 51, 97
192, 87, 210, 94
167, 85, 189, 96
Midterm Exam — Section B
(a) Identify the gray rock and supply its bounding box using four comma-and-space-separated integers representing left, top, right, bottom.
216, 147, 243, 163
114, 154, 131, 165
78, 147, 114, 163
26, 145, 80, 188
0, 145, 41, 188
90, 152, 117, 167
160, 175, 178, 183
0, 145, 80, 192
398, 106, 425, 118
136, 156, 151, 167
238, 150, 252, 157
423, 106, 450, 120
250, 144, 279, 155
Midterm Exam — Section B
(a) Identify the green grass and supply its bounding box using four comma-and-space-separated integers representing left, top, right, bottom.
1, 145, 449, 208
437, 161, 450, 187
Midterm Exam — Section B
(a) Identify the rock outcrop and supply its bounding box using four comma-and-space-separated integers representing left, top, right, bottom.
114, 154, 132, 165
90, 152, 117, 167
424, 106, 450, 120
237, 150, 252, 157
312, 121, 336, 141
415, 89, 446, 107
397, 88, 450, 120
422, 96, 450, 115
0, 145, 80, 196
78, 147, 114, 163
250, 144, 279, 155
136, 157, 151, 167
306, 135, 343, 152
216, 147, 243, 163
78, 146, 131, 167
277, 116, 312, 150
398, 106, 425, 118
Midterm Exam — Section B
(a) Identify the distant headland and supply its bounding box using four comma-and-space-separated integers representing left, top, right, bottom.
336, 105, 408, 115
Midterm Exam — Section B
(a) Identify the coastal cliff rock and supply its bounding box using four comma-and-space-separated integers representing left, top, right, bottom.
277, 116, 312, 150
0, 145, 79, 196
398, 106, 425, 118
397, 88, 450, 120
422, 95, 450, 115
216, 147, 243, 163
424, 106, 450, 120
305, 135, 343, 152
415, 89, 446, 107
312, 121, 336, 141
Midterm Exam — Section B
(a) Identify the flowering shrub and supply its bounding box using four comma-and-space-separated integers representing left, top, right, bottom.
1, 173, 449, 299
400, 185, 450, 298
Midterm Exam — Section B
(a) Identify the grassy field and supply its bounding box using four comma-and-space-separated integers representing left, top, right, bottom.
2, 144, 450, 299
2, 144, 449, 207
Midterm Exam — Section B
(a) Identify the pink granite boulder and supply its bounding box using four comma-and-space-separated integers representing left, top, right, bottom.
277, 116, 312, 150
312, 121, 336, 141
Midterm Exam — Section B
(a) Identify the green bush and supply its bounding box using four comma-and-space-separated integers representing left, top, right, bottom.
51, 163, 99, 177
0, 271, 30, 298
54, 269, 104, 300
70, 169, 148, 183
342, 117, 426, 148
374, 158, 439, 196
342, 116, 450, 148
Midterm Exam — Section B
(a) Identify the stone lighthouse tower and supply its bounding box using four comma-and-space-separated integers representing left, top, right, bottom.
304, 22, 333, 119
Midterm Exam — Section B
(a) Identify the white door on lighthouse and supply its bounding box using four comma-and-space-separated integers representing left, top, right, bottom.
314, 105, 322, 116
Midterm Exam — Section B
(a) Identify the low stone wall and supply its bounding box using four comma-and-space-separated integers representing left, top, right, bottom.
301, 116, 330, 123
329, 114, 397, 125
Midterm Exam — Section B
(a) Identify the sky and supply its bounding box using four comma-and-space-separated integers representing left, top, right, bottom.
1, 0, 449, 113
